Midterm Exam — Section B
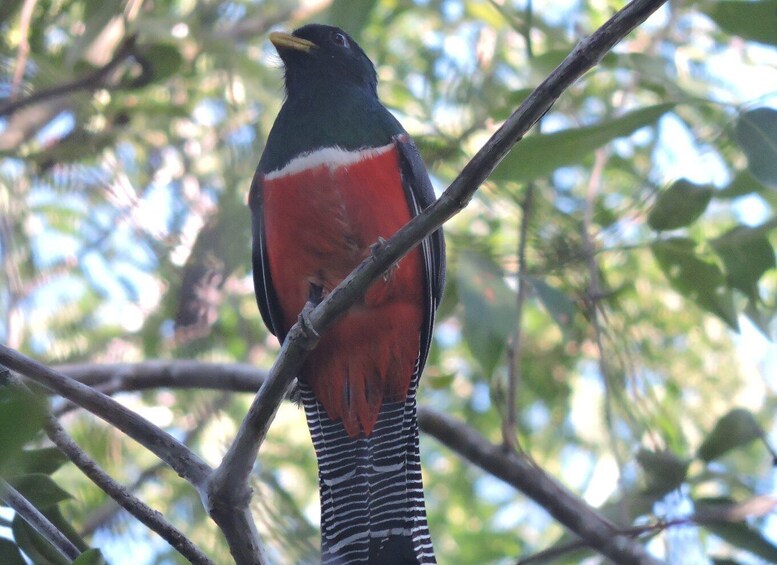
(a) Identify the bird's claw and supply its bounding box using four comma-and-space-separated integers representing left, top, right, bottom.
371, 237, 399, 281
297, 301, 321, 345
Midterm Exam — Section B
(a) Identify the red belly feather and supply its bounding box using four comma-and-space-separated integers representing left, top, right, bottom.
262, 146, 424, 437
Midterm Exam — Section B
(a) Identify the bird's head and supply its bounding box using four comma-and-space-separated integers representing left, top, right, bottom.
270, 24, 378, 98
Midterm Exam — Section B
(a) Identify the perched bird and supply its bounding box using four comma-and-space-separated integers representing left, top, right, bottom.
249, 24, 445, 565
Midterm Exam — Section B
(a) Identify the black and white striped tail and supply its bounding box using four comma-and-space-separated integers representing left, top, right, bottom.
300, 369, 435, 564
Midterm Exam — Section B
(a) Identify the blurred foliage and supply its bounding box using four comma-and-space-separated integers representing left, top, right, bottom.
1, 0, 777, 563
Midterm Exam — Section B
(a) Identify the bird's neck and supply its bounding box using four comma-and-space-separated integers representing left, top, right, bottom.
260, 86, 402, 173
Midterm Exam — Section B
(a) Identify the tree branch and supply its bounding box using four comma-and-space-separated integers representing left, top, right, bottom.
59, 360, 658, 563
57, 360, 266, 393
44, 414, 214, 565
0, 35, 141, 119
0, 346, 212, 486
417, 408, 660, 565
0, 478, 81, 561
1, 349, 268, 563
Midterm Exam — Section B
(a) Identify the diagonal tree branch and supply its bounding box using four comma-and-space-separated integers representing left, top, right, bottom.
206, 2, 669, 558
0, 478, 81, 561
0, 350, 269, 563
0, 346, 212, 486
418, 408, 660, 565
44, 414, 214, 565
0, 35, 142, 119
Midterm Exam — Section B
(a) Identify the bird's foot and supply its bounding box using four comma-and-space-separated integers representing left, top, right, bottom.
296, 301, 320, 347
294, 283, 323, 348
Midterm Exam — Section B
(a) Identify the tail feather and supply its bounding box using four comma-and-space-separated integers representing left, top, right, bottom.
301, 369, 435, 564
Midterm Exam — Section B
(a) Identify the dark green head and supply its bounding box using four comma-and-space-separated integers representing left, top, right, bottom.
270, 24, 378, 99
261, 24, 404, 172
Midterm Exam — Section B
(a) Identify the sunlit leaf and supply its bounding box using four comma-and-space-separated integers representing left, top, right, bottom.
704, 0, 777, 47
735, 108, 777, 189
712, 225, 776, 302
72, 549, 107, 565
526, 276, 576, 333
0, 387, 47, 476
492, 103, 674, 183
7, 474, 72, 508
636, 448, 690, 496
457, 251, 516, 379
697, 408, 763, 462
651, 238, 739, 330
648, 179, 713, 231
704, 522, 777, 562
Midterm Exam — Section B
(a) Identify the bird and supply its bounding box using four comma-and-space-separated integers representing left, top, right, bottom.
249, 24, 445, 565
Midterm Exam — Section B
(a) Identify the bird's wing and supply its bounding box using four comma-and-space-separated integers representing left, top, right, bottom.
248, 170, 286, 341
394, 133, 446, 371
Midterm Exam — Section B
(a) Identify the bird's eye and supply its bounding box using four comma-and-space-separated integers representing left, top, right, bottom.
331, 31, 349, 48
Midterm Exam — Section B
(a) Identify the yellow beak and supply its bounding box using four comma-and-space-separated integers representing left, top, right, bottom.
269, 32, 317, 53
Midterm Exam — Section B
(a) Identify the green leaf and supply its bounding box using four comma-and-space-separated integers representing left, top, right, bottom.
72, 549, 107, 565
426, 372, 456, 390
744, 298, 771, 337
636, 448, 690, 496
704, 521, 777, 562
13, 448, 70, 476
735, 107, 777, 189
0, 447, 70, 478
526, 276, 576, 333
492, 103, 674, 183
651, 238, 739, 330
457, 252, 516, 379
327, 0, 379, 40
712, 225, 776, 301
697, 408, 763, 462
138, 43, 183, 83
0, 387, 47, 476
703, 0, 777, 47
7, 474, 72, 508
12, 514, 70, 565
648, 179, 713, 231
0, 538, 26, 565
64, 0, 125, 68
716, 170, 768, 198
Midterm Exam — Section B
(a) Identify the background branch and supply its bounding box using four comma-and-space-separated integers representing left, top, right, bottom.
418, 408, 659, 565
0, 345, 212, 486
0, 35, 142, 119
59, 359, 659, 563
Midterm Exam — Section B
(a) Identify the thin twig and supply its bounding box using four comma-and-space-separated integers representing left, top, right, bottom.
44, 415, 214, 565
10, 0, 38, 100
0, 478, 81, 560
504, 183, 534, 451
79, 393, 232, 537
0, 35, 140, 118
503, 0, 537, 452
